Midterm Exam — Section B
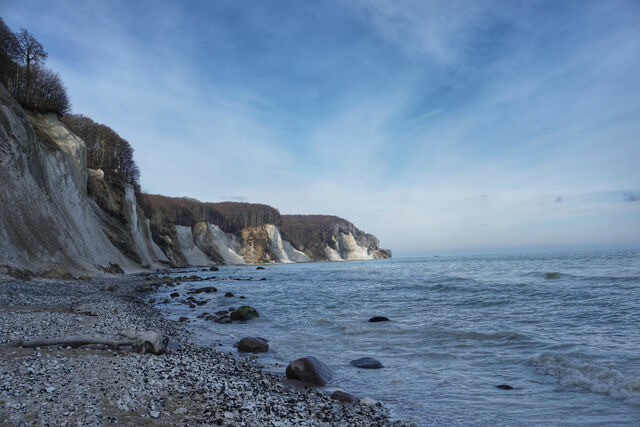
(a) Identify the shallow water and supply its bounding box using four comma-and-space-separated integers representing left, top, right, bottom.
154, 249, 640, 425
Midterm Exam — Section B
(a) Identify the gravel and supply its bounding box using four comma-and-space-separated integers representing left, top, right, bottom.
0, 275, 403, 426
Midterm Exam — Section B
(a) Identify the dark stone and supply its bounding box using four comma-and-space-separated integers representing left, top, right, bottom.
188, 286, 217, 294
224, 292, 234, 297
285, 356, 333, 386
496, 384, 513, 390
210, 266, 219, 271
179, 317, 188, 322
230, 306, 259, 321
259, 278, 267, 281
256, 266, 265, 270
162, 299, 170, 304
237, 337, 269, 353
215, 310, 228, 315
239, 296, 246, 299
188, 303, 196, 309
331, 391, 357, 403
215, 316, 232, 324
205, 315, 216, 321
170, 292, 180, 298
368, 316, 390, 322
228, 307, 236, 312
197, 312, 209, 319
350, 357, 383, 369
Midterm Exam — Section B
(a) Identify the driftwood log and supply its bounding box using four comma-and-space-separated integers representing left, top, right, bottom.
13, 331, 168, 355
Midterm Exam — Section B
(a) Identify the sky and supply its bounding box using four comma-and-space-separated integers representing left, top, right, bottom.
2, 0, 640, 256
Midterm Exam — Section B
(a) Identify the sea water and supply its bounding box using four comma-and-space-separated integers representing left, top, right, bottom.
153, 249, 640, 425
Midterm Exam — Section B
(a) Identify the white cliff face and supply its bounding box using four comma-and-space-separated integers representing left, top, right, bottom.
265, 224, 311, 263
324, 231, 377, 261
174, 225, 212, 266
0, 88, 140, 273
123, 185, 168, 266
205, 224, 245, 265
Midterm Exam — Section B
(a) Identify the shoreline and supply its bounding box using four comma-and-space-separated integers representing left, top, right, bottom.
0, 273, 401, 426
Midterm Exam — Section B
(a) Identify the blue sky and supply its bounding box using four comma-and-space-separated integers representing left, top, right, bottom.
2, 0, 640, 256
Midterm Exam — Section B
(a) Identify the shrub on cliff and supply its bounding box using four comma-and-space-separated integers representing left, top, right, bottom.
62, 114, 141, 188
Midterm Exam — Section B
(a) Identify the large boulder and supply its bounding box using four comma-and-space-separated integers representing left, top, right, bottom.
230, 305, 259, 321
285, 356, 332, 386
350, 357, 383, 369
237, 337, 269, 353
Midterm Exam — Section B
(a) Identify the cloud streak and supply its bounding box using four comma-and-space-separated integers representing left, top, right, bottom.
1, 0, 639, 254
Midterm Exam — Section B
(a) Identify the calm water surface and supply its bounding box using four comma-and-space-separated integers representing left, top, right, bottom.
154, 249, 640, 425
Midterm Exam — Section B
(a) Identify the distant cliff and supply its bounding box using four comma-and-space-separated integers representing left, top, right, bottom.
0, 82, 390, 276
281, 215, 391, 261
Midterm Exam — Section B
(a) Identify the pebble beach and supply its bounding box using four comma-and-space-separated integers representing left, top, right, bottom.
0, 272, 399, 426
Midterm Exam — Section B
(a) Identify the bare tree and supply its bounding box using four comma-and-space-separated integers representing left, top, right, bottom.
15, 29, 47, 102
0, 17, 20, 87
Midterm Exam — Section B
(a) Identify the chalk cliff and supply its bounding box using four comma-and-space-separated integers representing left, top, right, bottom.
0, 83, 389, 275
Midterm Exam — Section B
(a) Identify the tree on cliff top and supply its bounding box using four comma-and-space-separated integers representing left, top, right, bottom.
0, 19, 70, 115
16, 29, 47, 103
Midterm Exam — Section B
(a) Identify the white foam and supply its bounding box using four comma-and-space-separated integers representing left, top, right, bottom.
530, 353, 640, 405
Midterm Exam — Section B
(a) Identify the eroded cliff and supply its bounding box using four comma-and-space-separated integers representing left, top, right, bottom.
0, 83, 390, 275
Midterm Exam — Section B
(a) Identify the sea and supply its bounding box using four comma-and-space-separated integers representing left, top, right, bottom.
153, 249, 640, 425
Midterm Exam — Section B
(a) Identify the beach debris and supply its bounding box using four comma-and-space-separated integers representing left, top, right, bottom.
285, 356, 332, 386
13, 331, 169, 355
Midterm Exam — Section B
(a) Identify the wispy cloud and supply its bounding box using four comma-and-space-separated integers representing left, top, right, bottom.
2, 0, 639, 254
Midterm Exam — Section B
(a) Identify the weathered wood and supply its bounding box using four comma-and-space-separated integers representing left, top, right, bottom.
13, 331, 168, 355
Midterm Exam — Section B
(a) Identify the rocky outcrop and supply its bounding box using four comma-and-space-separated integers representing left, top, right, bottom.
281, 215, 391, 261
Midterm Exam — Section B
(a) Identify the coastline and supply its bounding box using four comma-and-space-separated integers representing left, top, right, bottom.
0, 272, 400, 426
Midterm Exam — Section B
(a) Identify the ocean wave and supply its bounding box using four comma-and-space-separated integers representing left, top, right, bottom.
529, 353, 640, 405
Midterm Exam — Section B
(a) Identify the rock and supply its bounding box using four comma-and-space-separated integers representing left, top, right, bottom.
256, 266, 265, 270
237, 337, 269, 353
215, 310, 228, 315
259, 277, 267, 281
368, 316, 390, 322
285, 356, 332, 386
215, 316, 232, 324
205, 315, 216, 321
239, 295, 246, 299
350, 357, 383, 369
331, 391, 357, 403
359, 397, 376, 407
544, 272, 561, 280
496, 384, 513, 390
149, 410, 160, 418
210, 266, 219, 271
170, 292, 179, 298
179, 317, 188, 322
197, 312, 209, 319
230, 306, 259, 321
188, 286, 217, 294
224, 292, 234, 297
